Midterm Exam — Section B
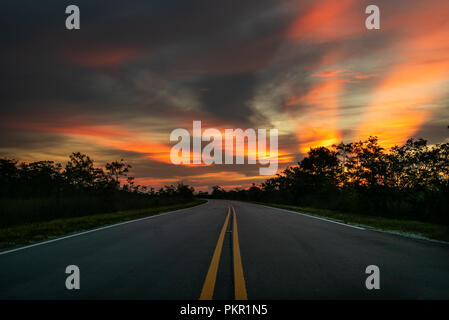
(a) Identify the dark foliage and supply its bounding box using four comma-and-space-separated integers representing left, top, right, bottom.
207, 137, 449, 225
0, 152, 194, 227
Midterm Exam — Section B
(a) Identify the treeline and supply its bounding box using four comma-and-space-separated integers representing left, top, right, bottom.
208, 137, 449, 225
0, 152, 194, 227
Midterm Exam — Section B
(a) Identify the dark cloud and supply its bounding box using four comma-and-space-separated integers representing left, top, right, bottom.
192, 73, 257, 125
0, 0, 289, 123
0, 129, 66, 151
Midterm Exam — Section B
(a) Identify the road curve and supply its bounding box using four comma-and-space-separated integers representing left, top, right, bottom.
0, 200, 448, 299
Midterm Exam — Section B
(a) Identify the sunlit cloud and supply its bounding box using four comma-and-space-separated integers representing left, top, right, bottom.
286, 76, 343, 152
286, 0, 361, 43
312, 70, 346, 78
356, 0, 449, 147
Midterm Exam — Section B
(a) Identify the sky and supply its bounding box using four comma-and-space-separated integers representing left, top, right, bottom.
1, 0, 449, 191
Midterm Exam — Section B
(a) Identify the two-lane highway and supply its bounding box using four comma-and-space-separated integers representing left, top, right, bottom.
1, 200, 449, 299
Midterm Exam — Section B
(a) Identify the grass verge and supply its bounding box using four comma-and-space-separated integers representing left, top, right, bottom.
0, 199, 207, 250
256, 202, 449, 243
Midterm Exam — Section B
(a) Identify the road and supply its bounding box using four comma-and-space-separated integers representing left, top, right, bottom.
1, 200, 448, 299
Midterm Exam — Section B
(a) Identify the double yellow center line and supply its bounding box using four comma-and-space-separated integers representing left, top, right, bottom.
199, 205, 248, 300
231, 206, 248, 300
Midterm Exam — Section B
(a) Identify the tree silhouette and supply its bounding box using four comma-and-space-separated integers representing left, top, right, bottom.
0, 152, 196, 227
208, 135, 449, 225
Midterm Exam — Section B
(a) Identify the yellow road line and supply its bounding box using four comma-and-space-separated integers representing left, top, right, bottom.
231, 205, 248, 300
199, 207, 230, 300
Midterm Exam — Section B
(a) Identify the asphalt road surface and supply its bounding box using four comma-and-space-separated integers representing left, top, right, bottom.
1, 200, 448, 299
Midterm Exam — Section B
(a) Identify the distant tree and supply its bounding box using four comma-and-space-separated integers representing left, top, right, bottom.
197, 191, 209, 198
386, 138, 449, 189
19, 160, 63, 196
248, 183, 262, 201
335, 136, 386, 187
0, 158, 19, 197
0, 152, 202, 227
211, 185, 225, 198
300, 146, 342, 188
124, 176, 140, 193
105, 159, 131, 186
64, 152, 99, 189
176, 183, 195, 198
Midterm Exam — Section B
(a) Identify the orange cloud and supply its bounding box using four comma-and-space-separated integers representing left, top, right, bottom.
134, 171, 271, 192
177, 171, 271, 187
312, 70, 345, 78
285, 0, 449, 150
6, 120, 293, 172
6, 121, 172, 162
297, 127, 341, 153
286, 77, 343, 152
286, 0, 361, 43
354, 74, 376, 80
9, 122, 130, 139
357, 1, 449, 147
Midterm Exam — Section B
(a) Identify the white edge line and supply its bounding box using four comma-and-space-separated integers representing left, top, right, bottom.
0, 201, 209, 256
267, 204, 449, 245
242, 202, 449, 245
249, 203, 366, 230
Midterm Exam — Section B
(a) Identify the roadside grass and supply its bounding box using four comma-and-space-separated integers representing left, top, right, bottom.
0, 199, 207, 250
256, 202, 449, 243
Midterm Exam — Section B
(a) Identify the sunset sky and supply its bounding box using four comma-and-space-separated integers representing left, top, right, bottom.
1, 0, 449, 191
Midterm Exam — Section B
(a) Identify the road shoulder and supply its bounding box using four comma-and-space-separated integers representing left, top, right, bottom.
0, 199, 208, 253
243, 201, 449, 244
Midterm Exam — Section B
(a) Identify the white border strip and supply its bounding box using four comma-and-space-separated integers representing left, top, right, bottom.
235, 201, 449, 245
271, 204, 449, 245
248, 203, 366, 230
0, 201, 208, 256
